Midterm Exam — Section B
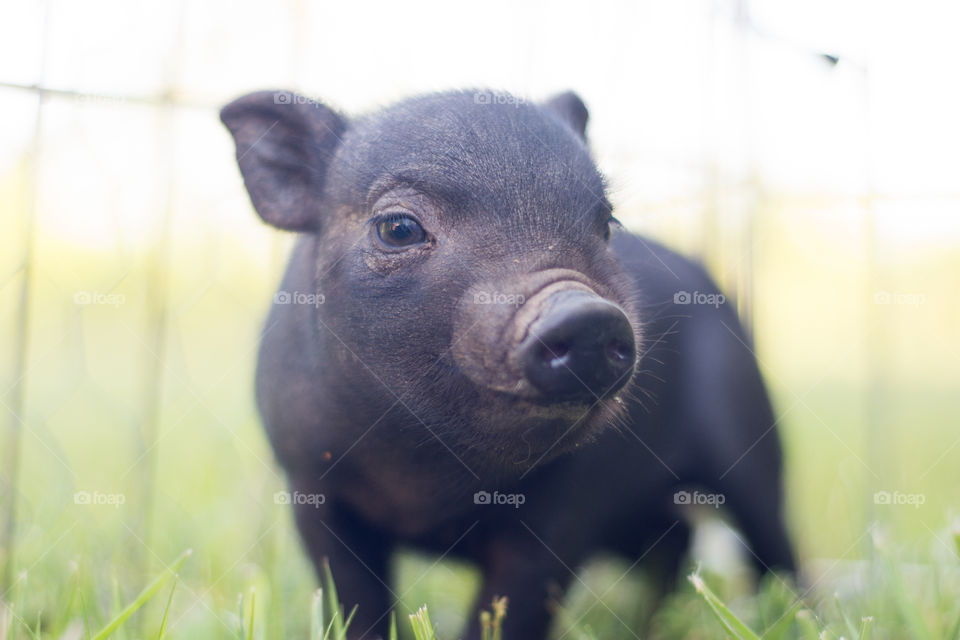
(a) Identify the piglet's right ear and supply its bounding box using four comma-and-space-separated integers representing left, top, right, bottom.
220, 90, 346, 232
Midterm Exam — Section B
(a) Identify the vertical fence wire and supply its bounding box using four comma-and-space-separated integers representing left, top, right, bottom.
0, 0, 50, 595
735, 0, 757, 335
859, 60, 885, 558
132, 0, 188, 586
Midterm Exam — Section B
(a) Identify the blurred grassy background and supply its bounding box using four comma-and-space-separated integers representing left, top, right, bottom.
2, 0, 959, 638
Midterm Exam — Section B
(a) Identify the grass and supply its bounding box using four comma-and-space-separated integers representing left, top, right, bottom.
2, 526, 958, 639
686, 527, 960, 640
0, 546, 502, 640
1, 218, 959, 638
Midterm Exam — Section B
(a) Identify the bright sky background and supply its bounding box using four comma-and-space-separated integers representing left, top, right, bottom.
1, 0, 958, 248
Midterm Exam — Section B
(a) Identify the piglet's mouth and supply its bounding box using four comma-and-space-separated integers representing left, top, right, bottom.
496, 396, 628, 469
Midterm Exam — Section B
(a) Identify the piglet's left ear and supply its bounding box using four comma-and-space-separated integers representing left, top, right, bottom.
543, 90, 589, 140
220, 90, 346, 232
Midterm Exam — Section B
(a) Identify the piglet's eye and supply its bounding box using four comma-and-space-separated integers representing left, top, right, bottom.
375, 214, 427, 248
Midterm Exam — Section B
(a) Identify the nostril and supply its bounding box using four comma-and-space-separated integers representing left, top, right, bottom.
606, 340, 633, 365
541, 342, 570, 369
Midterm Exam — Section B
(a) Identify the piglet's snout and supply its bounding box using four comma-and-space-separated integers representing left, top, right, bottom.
517, 289, 635, 402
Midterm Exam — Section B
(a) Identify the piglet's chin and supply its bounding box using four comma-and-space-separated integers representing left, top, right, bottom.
474, 394, 627, 471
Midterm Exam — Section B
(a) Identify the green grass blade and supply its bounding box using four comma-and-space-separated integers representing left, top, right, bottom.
342, 604, 358, 636
79, 585, 92, 638
479, 597, 508, 640
858, 616, 874, 640
57, 573, 81, 632
90, 549, 192, 640
111, 576, 128, 640
155, 575, 178, 640
323, 612, 340, 640
322, 559, 346, 640
13, 572, 26, 631
246, 589, 255, 640
310, 589, 323, 640
480, 610, 491, 640
408, 606, 436, 640
235, 593, 245, 640
689, 573, 762, 640
490, 597, 506, 640
794, 610, 821, 640
388, 611, 398, 640
761, 598, 803, 640
833, 593, 860, 639
0, 601, 12, 640
496, 599, 505, 640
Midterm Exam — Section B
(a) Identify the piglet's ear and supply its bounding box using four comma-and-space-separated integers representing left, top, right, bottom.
543, 90, 589, 140
220, 90, 346, 232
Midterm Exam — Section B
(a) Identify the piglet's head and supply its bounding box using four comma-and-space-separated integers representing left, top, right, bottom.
221, 89, 640, 474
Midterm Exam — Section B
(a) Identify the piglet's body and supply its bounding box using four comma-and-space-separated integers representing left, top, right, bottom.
221, 89, 794, 640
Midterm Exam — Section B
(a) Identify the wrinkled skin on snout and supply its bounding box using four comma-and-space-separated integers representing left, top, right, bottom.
221, 89, 795, 640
